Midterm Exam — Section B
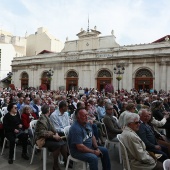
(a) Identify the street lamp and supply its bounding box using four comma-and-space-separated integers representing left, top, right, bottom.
7, 72, 13, 82
47, 69, 54, 81
113, 65, 125, 93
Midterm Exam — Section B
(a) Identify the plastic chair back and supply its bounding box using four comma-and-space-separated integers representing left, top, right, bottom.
163, 159, 170, 170
117, 134, 131, 170
30, 120, 38, 138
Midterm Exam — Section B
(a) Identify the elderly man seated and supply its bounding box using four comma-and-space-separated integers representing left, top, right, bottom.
103, 102, 122, 141
137, 109, 169, 163
68, 108, 111, 170
119, 112, 163, 170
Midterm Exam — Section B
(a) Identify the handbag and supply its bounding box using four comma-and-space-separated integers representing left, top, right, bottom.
36, 138, 45, 148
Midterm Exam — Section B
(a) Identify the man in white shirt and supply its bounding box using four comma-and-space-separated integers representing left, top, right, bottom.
50, 101, 70, 136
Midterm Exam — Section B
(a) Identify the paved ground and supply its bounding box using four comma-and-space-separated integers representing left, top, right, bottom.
0, 144, 123, 170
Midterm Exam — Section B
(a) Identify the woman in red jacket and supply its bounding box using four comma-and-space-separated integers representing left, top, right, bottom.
21, 105, 37, 137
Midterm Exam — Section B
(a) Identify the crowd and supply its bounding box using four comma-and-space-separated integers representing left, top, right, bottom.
0, 87, 170, 169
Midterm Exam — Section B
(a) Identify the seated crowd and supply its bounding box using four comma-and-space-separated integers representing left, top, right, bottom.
0, 88, 170, 169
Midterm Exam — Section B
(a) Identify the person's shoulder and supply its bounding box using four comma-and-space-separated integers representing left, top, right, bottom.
21, 112, 27, 117
3, 112, 10, 118
50, 110, 57, 117
70, 121, 81, 130
138, 123, 146, 130
103, 114, 110, 120
122, 127, 138, 140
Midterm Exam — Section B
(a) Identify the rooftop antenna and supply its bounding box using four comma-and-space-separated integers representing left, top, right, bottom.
87, 15, 89, 32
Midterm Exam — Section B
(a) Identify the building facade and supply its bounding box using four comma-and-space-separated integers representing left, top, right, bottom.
26, 27, 64, 56
11, 27, 170, 92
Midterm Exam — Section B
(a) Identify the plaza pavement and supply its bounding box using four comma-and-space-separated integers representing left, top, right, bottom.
0, 144, 123, 170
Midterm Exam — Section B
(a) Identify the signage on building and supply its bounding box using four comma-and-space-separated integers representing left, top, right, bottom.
96, 54, 113, 58
65, 56, 79, 60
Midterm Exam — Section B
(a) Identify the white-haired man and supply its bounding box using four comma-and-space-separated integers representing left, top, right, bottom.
119, 112, 163, 170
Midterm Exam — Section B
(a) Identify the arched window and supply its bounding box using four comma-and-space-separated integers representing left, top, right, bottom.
136, 69, 153, 78
67, 71, 78, 77
21, 72, 29, 79
98, 70, 111, 77
21, 72, 29, 89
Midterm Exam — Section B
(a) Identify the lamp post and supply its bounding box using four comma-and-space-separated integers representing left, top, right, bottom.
113, 65, 125, 93
47, 69, 54, 80
7, 72, 13, 82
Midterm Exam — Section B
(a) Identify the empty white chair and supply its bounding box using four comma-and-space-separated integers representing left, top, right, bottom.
101, 121, 122, 164
117, 134, 131, 170
163, 159, 170, 170
63, 126, 88, 170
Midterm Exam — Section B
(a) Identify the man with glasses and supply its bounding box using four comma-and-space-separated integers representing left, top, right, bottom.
3, 103, 29, 164
103, 102, 122, 141
119, 112, 163, 170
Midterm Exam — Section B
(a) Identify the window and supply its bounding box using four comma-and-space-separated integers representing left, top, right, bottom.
136, 69, 152, 77
98, 70, 111, 77
67, 71, 78, 77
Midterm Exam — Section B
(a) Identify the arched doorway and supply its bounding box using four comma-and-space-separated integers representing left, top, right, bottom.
21, 72, 29, 89
41, 71, 51, 90
66, 71, 78, 91
135, 69, 153, 91
97, 70, 112, 92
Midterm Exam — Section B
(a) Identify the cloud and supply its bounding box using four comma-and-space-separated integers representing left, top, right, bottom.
0, 0, 170, 45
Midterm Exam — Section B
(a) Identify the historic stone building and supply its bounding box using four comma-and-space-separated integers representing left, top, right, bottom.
11, 27, 170, 92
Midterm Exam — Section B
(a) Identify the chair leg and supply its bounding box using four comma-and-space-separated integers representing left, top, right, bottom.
73, 161, 76, 170
13, 143, 16, 160
65, 158, 70, 170
58, 154, 64, 164
118, 143, 122, 164
30, 145, 36, 164
82, 162, 87, 170
1, 138, 6, 155
43, 148, 47, 170
104, 140, 108, 148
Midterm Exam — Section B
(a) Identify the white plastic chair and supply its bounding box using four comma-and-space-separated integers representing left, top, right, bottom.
113, 116, 119, 123
1, 107, 8, 116
117, 134, 131, 170
101, 121, 122, 164
63, 126, 88, 170
29, 120, 47, 170
163, 159, 170, 170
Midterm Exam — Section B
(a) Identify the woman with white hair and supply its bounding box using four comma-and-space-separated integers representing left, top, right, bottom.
119, 113, 163, 170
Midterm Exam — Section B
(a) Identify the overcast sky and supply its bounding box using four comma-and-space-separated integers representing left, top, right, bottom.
0, 0, 170, 45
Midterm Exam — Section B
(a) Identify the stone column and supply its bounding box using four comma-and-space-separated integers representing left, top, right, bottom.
154, 62, 159, 90
166, 63, 170, 92
122, 62, 132, 91
160, 62, 167, 91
